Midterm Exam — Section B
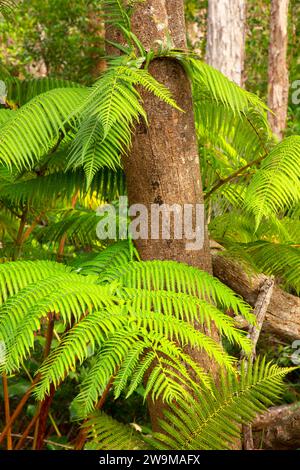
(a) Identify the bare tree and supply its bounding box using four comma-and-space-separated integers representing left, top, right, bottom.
206, 0, 246, 86
268, 0, 290, 139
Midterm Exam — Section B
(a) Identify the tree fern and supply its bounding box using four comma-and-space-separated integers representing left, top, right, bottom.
101, 260, 255, 323
0, 167, 125, 208
150, 359, 295, 450
68, 57, 179, 186
2, 76, 82, 107
244, 136, 300, 226
0, 87, 88, 170
0, 258, 254, 415
83, 359, 294, 451
84, 412, 148, 450
0, 260, 73, 303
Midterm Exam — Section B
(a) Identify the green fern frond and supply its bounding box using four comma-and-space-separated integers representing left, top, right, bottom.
102, 260, 254, 323
0, 88, 88, 170
0, 109, 14, 126
223, 241, 300, 294
1, 76, 82, 107
121, 288, 252, 351
78, 240, 136, 277
0, 0, 16, 19
35, 209, 99, 246
68, 58, 178, 186
84, 412, 148, 450
150, 358, 295, 450
0, 260, 73, 304
244, 136, 300, 226
0, 276, 119, 373
100, 0, 131, 29
0, 168, 125, 208
188, 58, 268, 115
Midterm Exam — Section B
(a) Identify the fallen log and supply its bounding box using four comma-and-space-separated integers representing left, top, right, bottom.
252, 403, 300, 450
212, 254, 300, 342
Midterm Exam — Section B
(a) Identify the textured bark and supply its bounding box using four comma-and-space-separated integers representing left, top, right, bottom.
206, 0, 246, 86
241, 278, 275, 450
253, 403, 300, 450
126, 0, 212, 272
106, 0, 218, 430
268, 0, 290, 139
212, 254, 300, 342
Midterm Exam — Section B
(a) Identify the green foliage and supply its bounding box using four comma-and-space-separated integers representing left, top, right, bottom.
0, 0, 298, 451
150, 359, 295, 450
84, 412, 148, 450
0, 258, 254, 417
68, 56, 180, 186
83, 359, 294, 450
244, 136, 300, 226
0, 87, 88, 170
0, 0, 103, 82
0, 0, 16, 19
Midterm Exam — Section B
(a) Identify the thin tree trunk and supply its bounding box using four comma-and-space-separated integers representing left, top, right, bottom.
206, 0, 246, 86
106, 0, 219, 430
268, 0, 290, 139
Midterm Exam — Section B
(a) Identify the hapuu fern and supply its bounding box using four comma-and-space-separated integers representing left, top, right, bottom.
82, 359, 295, 450
0, 258, 255, 417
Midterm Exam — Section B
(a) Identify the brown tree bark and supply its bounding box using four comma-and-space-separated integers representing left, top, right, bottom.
106, 0, 219, 430
212, 253, 300, 342
253, 403, 300, 450
268, 0, 290, 139
206, 0, 246, 86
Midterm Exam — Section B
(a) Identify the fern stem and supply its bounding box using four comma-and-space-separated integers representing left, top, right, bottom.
21, 211, 46, 244
74, 376, 114, 450
2, 373, 12, 450
15, 411, 40, 450
205, 152, 268, 199
13, 207, 28, 260
0, 376, 40, 446
33, 316, 55, 450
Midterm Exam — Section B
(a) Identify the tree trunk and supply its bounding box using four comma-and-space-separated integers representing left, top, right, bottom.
253, 403, 300, 450
206, 0, 246, 86
106, 0, 219, 430
268, 0, 290, 139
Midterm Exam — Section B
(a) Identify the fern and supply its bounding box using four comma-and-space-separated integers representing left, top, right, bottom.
222, 241, 300, 294
0, 259, 254, 415
84, 412, 148, 450
101, 260, 255, 323
150, 359, 295, 450
0, 168, 125, 208
1, 76, 83, 107
68, 57, 179, 186
244, 136, 300, 226
0, 0, 16, 19
0, 260, 73, 303
0, 88, 88, 170
83, 359, 294, 450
